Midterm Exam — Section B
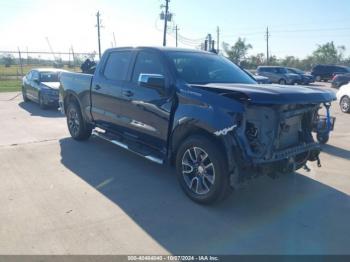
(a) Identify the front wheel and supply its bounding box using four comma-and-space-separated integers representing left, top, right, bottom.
22, 87, 29, 102
66, 102, 92, 140
279, 79, 287, 85
340, 96, 350, 113
175, 136, 232, 205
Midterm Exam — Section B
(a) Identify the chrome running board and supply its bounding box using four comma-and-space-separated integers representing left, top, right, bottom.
92, 129, 164, 165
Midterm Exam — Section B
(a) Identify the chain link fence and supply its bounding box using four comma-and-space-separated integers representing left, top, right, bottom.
0, 50, 96, 92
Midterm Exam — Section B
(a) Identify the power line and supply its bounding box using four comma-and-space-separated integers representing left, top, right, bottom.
217, 18, 350, 33
271, 27, 350, 34
221, 26, 350, 39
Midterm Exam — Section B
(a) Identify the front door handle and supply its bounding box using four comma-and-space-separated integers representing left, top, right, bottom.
122, 90, 134, 97
94, 85, 102, 90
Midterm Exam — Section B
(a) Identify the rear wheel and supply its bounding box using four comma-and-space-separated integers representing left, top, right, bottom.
66, 102, 92, 140
340, 96, 350, 113
175, 135, 232, 204
22, 86, 28, 102
279, 79, 287, 85
315, 76, 321, 82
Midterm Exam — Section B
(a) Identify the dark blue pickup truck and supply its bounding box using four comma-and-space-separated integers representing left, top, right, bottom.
59, 47, 336, 204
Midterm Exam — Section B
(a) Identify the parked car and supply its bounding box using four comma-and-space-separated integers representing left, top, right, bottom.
243, 69, 271, 84
60, 47, 336, 204
336, 83, 350, 113
256, 66, 301, 85
311, 64, 350, 82
22, 68, 66, 109
331, 73, 350, 89
287, 67, 314, 85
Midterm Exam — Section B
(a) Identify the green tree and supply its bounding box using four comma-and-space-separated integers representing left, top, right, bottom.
223, 38, 252, 64
2, 54, 15, 67
312, 41, 345, 64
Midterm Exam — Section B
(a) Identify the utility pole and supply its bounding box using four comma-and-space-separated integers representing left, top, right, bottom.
175, 25, 179, 47
113, 32, 117, 47
266, 26, 270, 64
96, 11, 102, 59
17, 47, 23, 77
26, 46, 29, 65
208, 34, 212, 51
162, 0, 170, 46
216, 26, 220, 53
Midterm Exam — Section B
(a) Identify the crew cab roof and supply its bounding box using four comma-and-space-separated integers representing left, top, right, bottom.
105, 46, 211, 54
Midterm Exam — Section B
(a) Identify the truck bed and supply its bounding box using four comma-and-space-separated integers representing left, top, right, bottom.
59, 72, 94, 121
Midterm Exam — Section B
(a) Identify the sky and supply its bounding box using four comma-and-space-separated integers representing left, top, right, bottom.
0, 0, 349, 60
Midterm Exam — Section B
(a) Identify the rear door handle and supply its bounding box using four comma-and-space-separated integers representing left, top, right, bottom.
94, 85, 101, 90
122, 90, 134, 97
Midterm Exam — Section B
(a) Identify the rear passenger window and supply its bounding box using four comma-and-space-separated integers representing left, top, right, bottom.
104, 51, 132, 81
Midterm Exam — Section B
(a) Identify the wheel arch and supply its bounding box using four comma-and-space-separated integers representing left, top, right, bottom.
169, 123, 237, 174
63, 91, 81, 114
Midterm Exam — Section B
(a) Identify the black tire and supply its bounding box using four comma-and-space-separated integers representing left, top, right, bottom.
340, 96, 350, 113
317, 133, 329, 144
279, 79, 287, 85
38, 92, 47, 109
175, 135, 232, 205
22, 86, 29, 102
66, 102, 92, 141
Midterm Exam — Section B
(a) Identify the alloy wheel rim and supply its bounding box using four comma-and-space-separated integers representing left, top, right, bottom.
341, 98, 349, 112
181, 146, 215, 195
68, 108, 80, 136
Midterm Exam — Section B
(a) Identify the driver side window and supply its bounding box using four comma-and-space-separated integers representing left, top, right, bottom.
132, 51, 165, 83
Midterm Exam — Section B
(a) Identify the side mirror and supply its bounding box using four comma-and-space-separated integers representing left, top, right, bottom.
138, 74, 165, 92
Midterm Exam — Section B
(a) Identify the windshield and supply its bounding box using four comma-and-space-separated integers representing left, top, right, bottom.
289, 68, 304, 74
40, 72, 59, 82
166, 51, 256, 84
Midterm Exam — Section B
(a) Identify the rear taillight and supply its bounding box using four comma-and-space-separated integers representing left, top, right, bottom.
332, 75, 337, 81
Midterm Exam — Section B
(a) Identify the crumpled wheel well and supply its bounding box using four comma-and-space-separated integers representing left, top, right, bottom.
169, 124, 228, 167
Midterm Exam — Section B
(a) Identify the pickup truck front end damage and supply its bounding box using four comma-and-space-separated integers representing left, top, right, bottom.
196, 84, 337, 184
232, 104, 323, 180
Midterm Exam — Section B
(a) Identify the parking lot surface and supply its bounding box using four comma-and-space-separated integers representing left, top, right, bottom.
0, 84, 350, 255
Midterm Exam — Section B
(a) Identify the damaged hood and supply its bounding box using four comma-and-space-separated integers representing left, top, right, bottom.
41, 82, 60, 90
191, 83, 336, 104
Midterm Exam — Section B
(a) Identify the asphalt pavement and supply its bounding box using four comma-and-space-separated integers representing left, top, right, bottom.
0, 84, 349, 255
